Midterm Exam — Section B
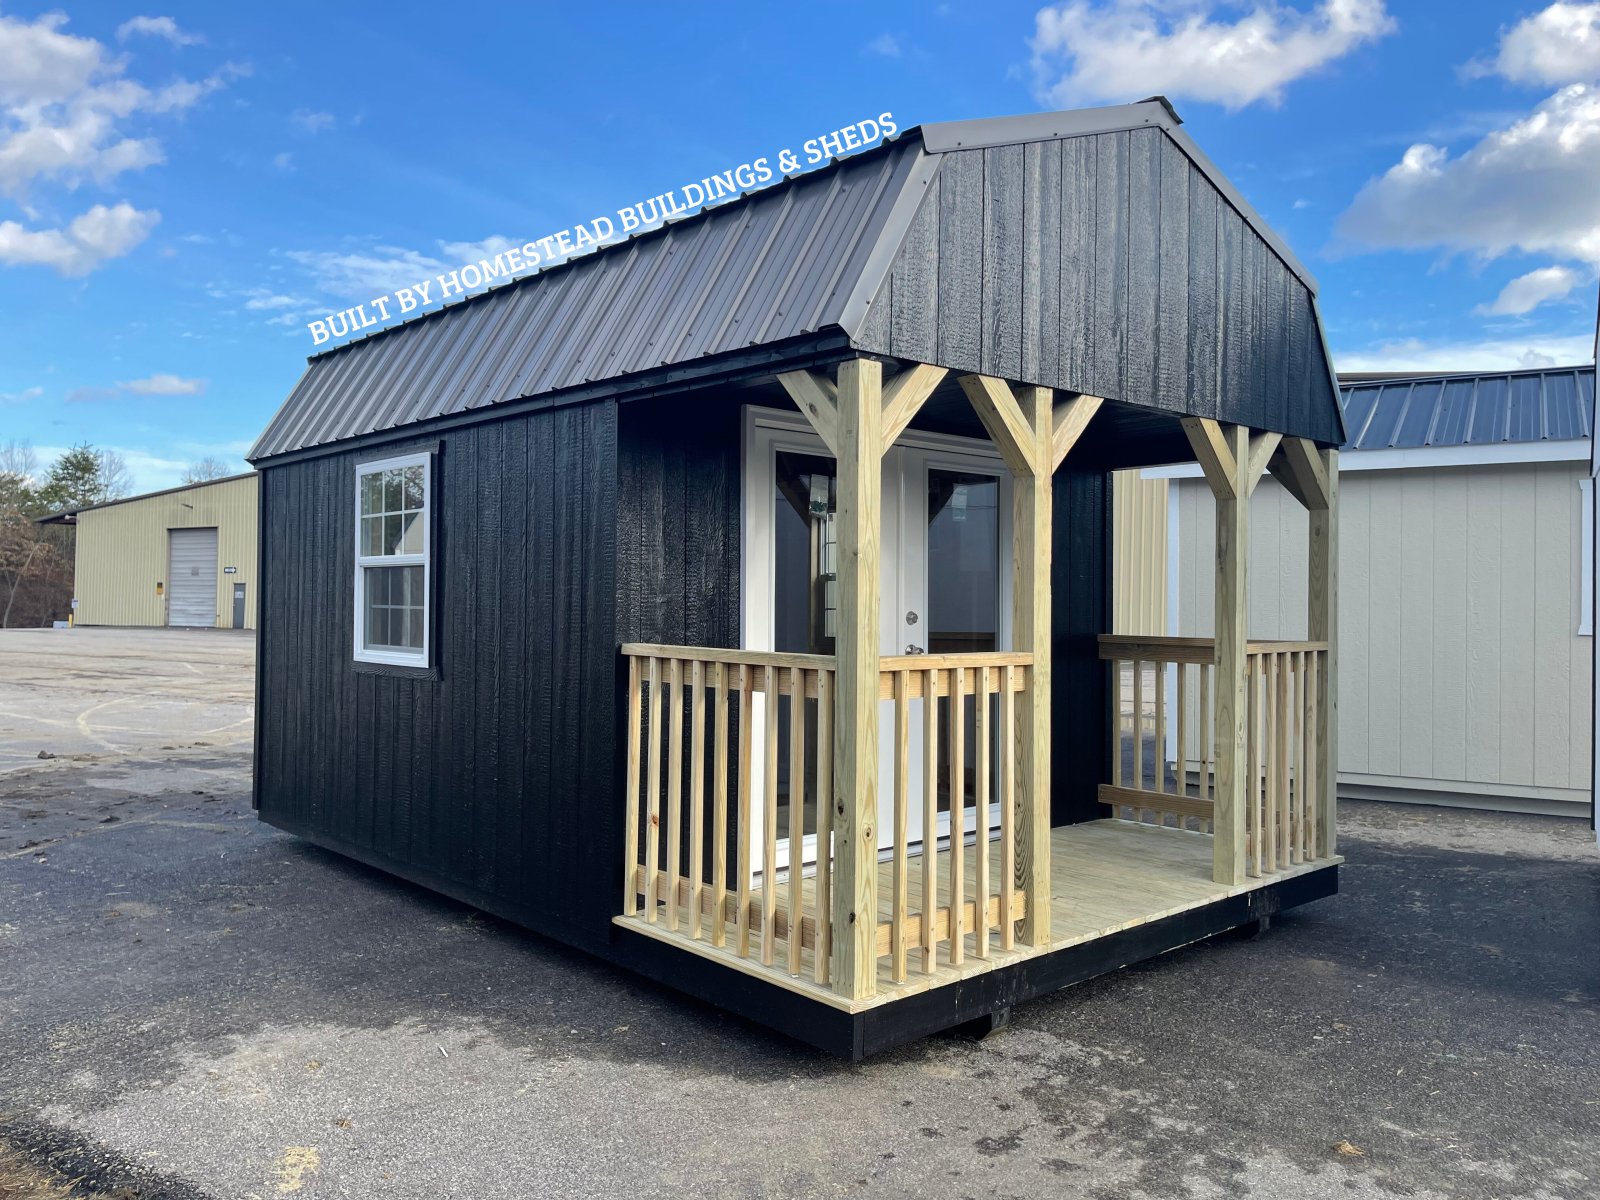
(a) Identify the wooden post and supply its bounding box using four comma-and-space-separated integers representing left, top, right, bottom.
831, 357, 883, 999
1308, 449, 1338, 857
959, 374, 1065, 949
1013, 384, 1053, 946
1184, 419, 1250, 886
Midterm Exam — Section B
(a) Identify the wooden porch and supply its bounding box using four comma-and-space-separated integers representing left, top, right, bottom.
614, 355, 1341, 1024
620, 815, 1336, 1012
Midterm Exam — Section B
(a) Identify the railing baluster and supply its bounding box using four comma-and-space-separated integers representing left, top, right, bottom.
1276, 653, 1291, 870
949, 665, 966, 967
689, 660, 706, 938
1154, 660, 1167, 808
1000, 663, 1016, 952
1306, 651, 1320, 860
761, 664, 779, 966
645, 657, 663, 921
736, 665, 753, 957
623, 654, 642, 916
1247, 655, 1260, 877
892, 669, 910, 983
922, 667, 940, 973
1200, 662, 1212, 824
666, 658, 684, 931
1132, 658, 1144, 794
1292, 651, 1305, 864
711, 661, 729, 947
787, 666, 806, 976
1175, 661, 1188, 820
1111, 658, 1124, 789
974, 665, 991, 959
814, 668, 832, 986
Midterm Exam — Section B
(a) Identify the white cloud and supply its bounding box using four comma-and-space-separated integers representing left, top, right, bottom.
1474, 264, 1588, 315
866, 33, 902, 57
0, 201, 159, 275
116, 16, 204, 47
1337, 84, 1600, 263
1336, 331, 1596, 373
292, 109, 335, 134
284, 244, 452, 299
118, 373, 206, 396
1029, 0, 1395, 109
272, 151, 294, 172
1476, 2, 1600, 86
0, 385, 42, 404
0, 10, 235, 200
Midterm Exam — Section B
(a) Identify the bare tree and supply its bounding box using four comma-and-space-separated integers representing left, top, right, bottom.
96, 448, 131, 500
182, 455, 233, 484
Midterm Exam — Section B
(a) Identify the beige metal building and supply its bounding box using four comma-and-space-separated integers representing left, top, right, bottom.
55, 473, 259, 630
1139, 366, 1595, 817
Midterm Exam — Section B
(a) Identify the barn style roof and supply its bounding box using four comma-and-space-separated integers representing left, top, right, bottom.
1338, 365, 1595, 451
251, 99, 1343, 462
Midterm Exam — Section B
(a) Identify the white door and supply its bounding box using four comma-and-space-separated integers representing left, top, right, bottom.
742, 409, 1009, 873
167, 528, 219, 627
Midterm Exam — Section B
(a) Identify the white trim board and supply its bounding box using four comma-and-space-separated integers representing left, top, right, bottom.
1141, 438, 1590, 480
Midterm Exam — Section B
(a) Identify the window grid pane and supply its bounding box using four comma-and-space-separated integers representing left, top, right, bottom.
363, 565, 424, 650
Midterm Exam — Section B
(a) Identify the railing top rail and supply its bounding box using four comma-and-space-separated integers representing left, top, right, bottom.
1244, 640, 1329, 655
878, 651, 1033, 672
620, 644, 836, 670
1097, 634, 1328, 663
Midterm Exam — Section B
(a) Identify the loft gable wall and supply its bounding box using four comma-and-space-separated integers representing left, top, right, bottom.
851, 127, 1343, 446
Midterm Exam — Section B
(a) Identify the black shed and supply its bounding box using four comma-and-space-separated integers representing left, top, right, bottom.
250, 98, 1345, 1057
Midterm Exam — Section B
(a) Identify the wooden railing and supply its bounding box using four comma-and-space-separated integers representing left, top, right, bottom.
1098, 635, 1328, 874
1100, 636, 1217, 831
620, 644, 1030, 993
1243, 642, 1326, 871
876, 653, 1031, 981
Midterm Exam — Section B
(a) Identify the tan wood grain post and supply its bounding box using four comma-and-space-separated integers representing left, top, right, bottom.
831, 357, 883, 999
1014, 385, 1053, 946
1183, 418, 1249, 886
1308, 449, 1338, 858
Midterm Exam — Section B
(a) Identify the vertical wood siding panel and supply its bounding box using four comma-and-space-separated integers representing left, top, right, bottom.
1091, 132, 1129, 400
476, 419, 506, 895
551, 408, 586, 919
1365, 473, 1403, 775
1155, 138, 1190, 412
1532, 464, 1574, 788
1219, 206, 1249, 425
890, 171, 940, 366
1398, 473, 1436, 779
1287, 290, 1310, 423
981, 143, 1025, 380
1186, 173, 1220, 421
1340, 474, 1372, 774
1430, 469, 1470, 782
498, 419, 529, 894
1124, 128, 1161, 410
1058, 137, 1096, 391
1499, 470, 1538, 784
937, 149, 984, 373
1020, 143, 1049, 382
580, 402, 620, 934
527, 407, 557, 915
1464, 471, 1504, 783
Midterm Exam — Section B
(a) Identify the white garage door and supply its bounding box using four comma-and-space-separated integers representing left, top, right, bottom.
167, 528, 219, 627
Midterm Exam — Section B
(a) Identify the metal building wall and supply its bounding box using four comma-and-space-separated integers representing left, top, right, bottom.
1111, 470, 1168, 635
73, 474, 259, 629
1173, 464, 1593, 815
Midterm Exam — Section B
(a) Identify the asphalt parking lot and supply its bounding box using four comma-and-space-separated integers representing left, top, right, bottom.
2, 627, 1598, 1199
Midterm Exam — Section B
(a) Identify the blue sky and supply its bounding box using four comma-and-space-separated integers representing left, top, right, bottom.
2, 1, 1597, 492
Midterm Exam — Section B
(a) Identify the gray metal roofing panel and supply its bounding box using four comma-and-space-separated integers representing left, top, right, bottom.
1338, 366, 1595, 452
248, 136, 926, 461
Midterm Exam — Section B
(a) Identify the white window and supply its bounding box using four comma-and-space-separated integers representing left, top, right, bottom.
354, 452, 431, 665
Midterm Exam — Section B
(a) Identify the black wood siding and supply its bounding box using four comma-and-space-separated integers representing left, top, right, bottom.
255, 400, 622, 950
855, 129, 1341, 445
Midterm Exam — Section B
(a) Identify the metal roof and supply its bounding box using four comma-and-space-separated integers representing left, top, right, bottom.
34, 470, 258, 525
1338, 365, 1595, 451
250, 98, 1334, 462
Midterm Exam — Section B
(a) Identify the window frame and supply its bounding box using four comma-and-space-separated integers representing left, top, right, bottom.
353, 450, 433, 667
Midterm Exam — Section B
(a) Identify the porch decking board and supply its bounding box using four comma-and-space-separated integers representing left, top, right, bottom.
616, 818, 1340, 1015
